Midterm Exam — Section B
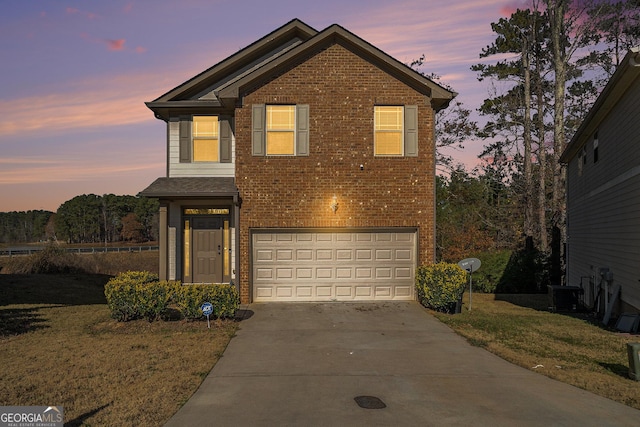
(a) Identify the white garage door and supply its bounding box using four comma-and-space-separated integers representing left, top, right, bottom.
252, 230, 416, 302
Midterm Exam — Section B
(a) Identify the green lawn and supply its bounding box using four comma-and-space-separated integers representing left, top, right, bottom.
0, 273, 237, 426
434, 293, 640, 409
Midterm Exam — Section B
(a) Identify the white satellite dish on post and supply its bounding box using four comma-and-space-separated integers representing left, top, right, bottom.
458, 258, 481, 311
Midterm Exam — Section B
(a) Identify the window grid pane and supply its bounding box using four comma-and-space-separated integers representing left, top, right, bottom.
194, 116, 219, 137
375, 106, 403, 130
375, 106, 404, 156
267, 132, 295, 155
267, 106, 295, 130
266, 105, 295, 155
193, 116, 219, 162
376, 133, 403, 155
194, 138, 219, 161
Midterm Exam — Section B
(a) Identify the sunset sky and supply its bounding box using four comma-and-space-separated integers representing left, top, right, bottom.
0, 0, 527, 212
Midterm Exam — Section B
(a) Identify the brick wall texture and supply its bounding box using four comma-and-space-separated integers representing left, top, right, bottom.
235, 42, 436, 303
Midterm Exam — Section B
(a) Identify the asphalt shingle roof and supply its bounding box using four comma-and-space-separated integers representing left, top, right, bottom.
138, 177, 238, 198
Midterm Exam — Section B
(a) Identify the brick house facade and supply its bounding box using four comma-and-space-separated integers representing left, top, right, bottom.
140, 19, 455, 303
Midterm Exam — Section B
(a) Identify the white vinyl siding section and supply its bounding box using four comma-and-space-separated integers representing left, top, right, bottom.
168, 119, 235, 178
565, 76, 640, 311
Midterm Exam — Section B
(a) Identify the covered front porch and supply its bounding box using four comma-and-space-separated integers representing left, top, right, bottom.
139, 177, 240, 289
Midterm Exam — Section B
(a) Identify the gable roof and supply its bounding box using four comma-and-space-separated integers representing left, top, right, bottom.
560, 46, 640, 163
146, 19, 455, 119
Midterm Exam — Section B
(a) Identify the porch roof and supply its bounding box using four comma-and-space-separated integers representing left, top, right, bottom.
138, 177, 238, 199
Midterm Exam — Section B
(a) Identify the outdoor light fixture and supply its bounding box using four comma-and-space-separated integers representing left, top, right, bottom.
330, 195, 339, 213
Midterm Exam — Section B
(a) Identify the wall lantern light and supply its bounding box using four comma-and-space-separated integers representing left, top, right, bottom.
330, 195, 339, 213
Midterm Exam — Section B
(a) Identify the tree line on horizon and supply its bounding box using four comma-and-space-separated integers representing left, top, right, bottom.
0, 194, 159, 245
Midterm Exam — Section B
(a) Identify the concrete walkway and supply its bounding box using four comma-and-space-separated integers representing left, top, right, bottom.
165, 302, 640, 426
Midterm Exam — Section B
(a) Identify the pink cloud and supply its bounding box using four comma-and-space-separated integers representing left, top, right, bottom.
124, 3, 133, 13
106, 39, 126, 51
135, 46, 147, 54
499, 0, 535, 17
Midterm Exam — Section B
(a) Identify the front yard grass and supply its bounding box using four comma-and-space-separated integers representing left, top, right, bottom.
433, 293, 640, 410
0, 274, 237, 426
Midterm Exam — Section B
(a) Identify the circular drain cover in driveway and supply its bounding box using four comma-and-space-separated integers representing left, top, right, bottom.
354, 395, 387, 409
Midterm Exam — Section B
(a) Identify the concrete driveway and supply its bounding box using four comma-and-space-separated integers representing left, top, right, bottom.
165, 302, 640, 426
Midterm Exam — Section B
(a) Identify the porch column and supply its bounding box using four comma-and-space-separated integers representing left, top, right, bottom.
159, 204, 168, 281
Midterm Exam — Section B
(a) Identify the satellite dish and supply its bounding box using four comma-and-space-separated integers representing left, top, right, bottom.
458, 258, 481, 273
458, 258, 481, 312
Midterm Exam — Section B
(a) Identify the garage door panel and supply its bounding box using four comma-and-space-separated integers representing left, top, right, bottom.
255, 268, 273, 280
336, 233, 353, 242
316, 268, 333, 279
375, 286, 392, 297
356, 233, 373, 242
357, 249, 372, 260
376, 233, 392, 242
395, 286, 412, 297
296, 268, 313, 279
356, 267, 372, 278
336, 268, 352, 278
376, 249, 392, 260
317, 234, 333, 242
276, 268, 293, 279
336, 286, 353, 297
316, 249, 333, 260
376, 268, 392, 279
396, 267, 412, 279
296, 233, 313, 242
253, 230, 416, 301
336, 249, 353, 260
276, 249, 293, 261
256, 250, 273, 261
317, 286, 332, 297
276, 287, 293, 297
296, 286, 313, 297
297, 249, 313, 260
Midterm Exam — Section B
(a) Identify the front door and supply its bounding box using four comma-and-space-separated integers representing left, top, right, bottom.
182, 209, 231, 284
192, 228, 223, 283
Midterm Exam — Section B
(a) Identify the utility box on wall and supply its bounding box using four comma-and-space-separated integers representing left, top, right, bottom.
627, 343, 640, 381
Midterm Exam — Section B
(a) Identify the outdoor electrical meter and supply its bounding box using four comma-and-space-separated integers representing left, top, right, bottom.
627, 343, 640, 381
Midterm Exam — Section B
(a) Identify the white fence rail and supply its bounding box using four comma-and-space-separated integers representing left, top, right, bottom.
0, 246, 159, 257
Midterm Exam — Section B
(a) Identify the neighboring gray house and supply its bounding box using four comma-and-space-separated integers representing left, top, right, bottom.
560, 46, 640, 315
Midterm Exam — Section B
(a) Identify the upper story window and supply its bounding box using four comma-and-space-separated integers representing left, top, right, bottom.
193, 116, 219, 162
178, 115, 231, 164
375, 106, 404, 156
593, 131, 599, 163
374, 105, 418, 157
266, 106, 296, 155
252, 104, 309, 157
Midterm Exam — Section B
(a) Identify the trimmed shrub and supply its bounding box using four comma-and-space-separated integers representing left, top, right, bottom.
416, 263, 467, 313
171, 283, 239, 320
104, 271, 239, 322
136, 281, 172, 322
104, 271, 159, 321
